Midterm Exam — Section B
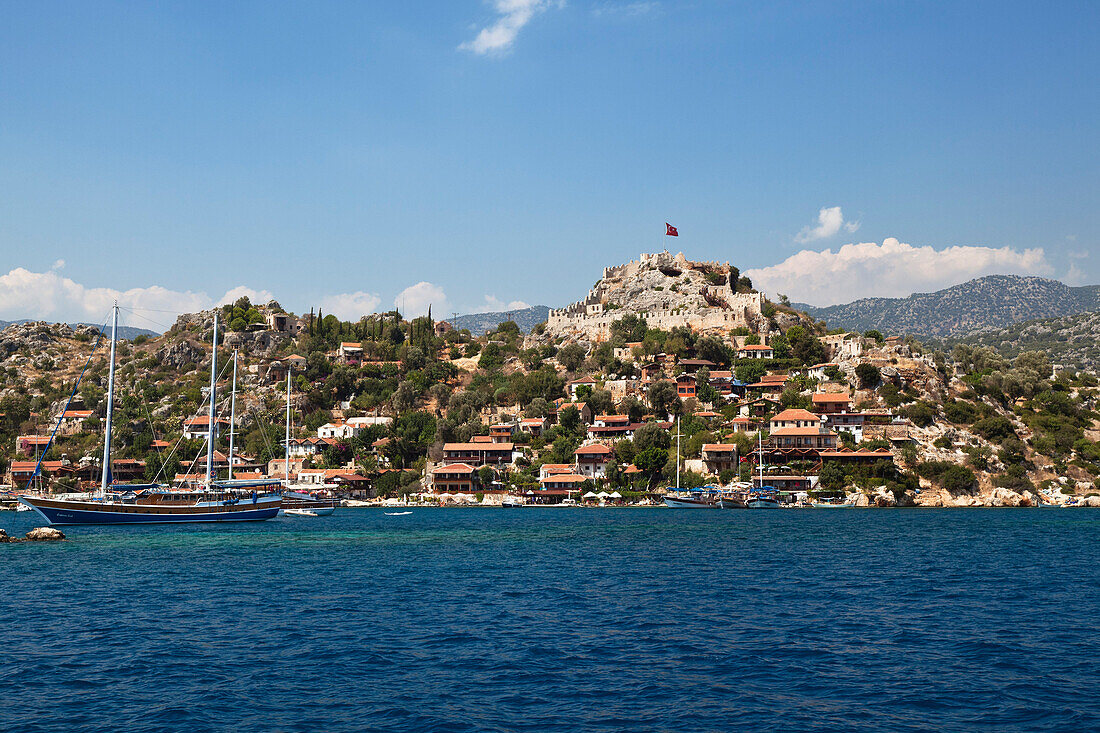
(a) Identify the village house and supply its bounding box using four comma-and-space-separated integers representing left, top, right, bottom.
738, 344, 774, 359
15, 435, 52, 455
317, 422, 352, 440
737, 396, 783, 418
677, 358, 716, 374
769, 409, 823, 432
587, 415, 637, 441
431, 463, 477, 493
555, 399, 593, 424
266, 457, 306, 480
730, 416, 759, 433
337, 342, 363, 365
574, 443, 614, 479
674, 373, 697, 398
287, 437, 338, 457
283, 354, 308, 371
537, 473, 587, 502
489, 423, 515, 442
182, 416, 230, 441
539, 463, 574, 480
747, 373, 790, 395
821, 412, 866, 442
55, 409, 94, 436
701, 444, 739, 475
7, 460, 74, 489
812, 390, 852, 414
768, 427, 838, 451
519, 417, 547, 436
567, 377, 597, 400
442, 442, 514, 467
297, 467, 354, 486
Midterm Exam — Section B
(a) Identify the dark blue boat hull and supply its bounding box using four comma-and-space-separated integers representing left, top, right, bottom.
20, 498, 281, 525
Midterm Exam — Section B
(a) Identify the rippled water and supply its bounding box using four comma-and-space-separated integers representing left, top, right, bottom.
1, 508, 1097, 732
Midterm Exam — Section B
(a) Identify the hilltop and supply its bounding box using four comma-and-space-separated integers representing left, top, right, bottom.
540, 250, 772, 342
794, 275, 1100, 337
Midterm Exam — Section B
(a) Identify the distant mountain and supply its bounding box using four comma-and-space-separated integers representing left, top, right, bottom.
450, 306, 551, 335
0, 319, 160, 340
793, 276, 1100, 337
948, 311, 1100, 371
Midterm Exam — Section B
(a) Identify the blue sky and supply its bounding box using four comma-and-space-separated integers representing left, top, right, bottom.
1, 1, 1097, 326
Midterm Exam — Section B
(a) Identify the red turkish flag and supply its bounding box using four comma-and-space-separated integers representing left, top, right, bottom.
665, 223, 678, 236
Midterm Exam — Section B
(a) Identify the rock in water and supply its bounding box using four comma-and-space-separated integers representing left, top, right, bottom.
0, 528, 10, 543
25, 526, 65, 541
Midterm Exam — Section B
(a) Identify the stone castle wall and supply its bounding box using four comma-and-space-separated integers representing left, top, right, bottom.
547, 291, 765, 341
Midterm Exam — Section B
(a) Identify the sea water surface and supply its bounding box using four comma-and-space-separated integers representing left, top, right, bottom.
1, 508, 1097, 732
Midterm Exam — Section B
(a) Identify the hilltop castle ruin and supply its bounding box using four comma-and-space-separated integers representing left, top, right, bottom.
544, 251, 767, 341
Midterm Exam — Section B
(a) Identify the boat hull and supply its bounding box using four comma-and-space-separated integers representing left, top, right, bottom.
19, 496, 282, 525
746, 497, 781, 508
664, 497, 716, 508
718, 497, 747, 509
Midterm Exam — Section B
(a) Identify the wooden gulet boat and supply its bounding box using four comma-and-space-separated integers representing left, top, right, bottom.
19, 305, 282, 525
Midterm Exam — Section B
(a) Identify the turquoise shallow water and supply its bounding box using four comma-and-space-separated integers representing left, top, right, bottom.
1, 507, 1097, 732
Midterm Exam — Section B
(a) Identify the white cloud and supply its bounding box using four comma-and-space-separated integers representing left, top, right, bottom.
319, 291, 383, 321
0, 266, 274, 330
1064, 264, 1087, 286
459, 0, 559, 56
52, 259, 66, 270
473, 295, 531, 313
794, 206, 860, 243
745, 237, 1053, 306
219, 285, 275, 307
395, 281, 448, 318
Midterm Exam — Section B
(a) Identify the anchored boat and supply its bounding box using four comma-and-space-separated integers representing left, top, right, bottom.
19, 305, 282, 525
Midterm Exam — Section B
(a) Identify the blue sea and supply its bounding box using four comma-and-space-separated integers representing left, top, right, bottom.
1, 508, 1097, 732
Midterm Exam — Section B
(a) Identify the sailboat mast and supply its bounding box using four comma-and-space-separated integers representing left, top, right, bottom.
228, 349, 238, 481
284, 368, 292, 488
676, 416, 681, 489
205, 311, 218, 489
99, 303, 118, 496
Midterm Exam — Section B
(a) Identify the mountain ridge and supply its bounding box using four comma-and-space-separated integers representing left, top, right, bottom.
450, 305, 551, 335
0, 319, 159, 340
792, 275, 1100, 337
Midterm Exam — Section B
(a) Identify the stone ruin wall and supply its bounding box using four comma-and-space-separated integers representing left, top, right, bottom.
547, 291, 766, 342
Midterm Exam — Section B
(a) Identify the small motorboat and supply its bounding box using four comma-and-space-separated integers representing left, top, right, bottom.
284, 508, 319, 517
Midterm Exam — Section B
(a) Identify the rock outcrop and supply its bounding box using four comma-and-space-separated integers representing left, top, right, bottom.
25, 526, 65, 541
155, 339, 205, 369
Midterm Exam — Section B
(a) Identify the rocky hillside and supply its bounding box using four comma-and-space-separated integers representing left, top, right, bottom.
794, 276, 1100, 337
452, 305, 551, 335
0, 319, 158, 340
948, 311, 1100, 371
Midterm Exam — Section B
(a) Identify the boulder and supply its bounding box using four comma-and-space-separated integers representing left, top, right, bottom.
25, 526, 65, 541
872, 487, 897, 507
0, 528, 10, 543
155, 339, 204, 369
1082, 495, 1100, 507
851, 493, 870, 507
